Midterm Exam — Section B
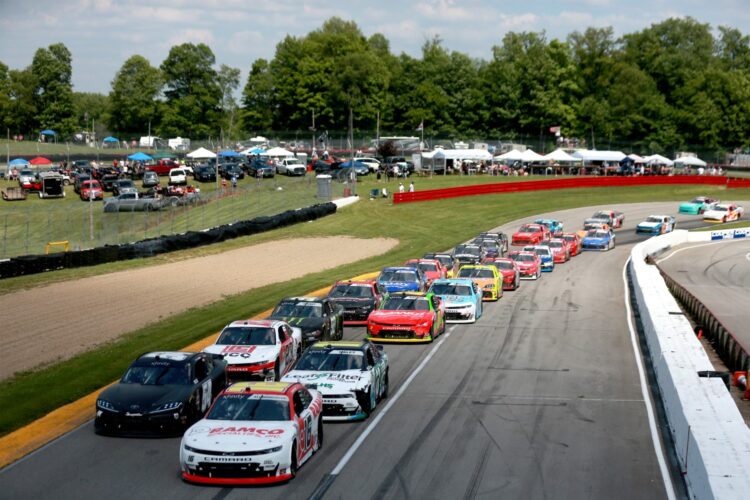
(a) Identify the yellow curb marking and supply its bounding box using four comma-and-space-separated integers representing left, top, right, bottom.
0, 271, 379, 468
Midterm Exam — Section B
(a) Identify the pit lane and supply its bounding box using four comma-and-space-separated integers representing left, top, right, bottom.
0, 202, 724, 499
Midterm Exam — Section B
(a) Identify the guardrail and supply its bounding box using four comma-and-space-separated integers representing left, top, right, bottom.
393, 175, 750, 204
629, 230, 750, 499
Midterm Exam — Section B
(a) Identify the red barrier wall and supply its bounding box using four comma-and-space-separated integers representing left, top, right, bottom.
393, 176, 747, 204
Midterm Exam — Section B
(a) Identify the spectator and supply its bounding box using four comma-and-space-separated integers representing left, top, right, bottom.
231, 174, 237, 189
381, 187, 388, 198
398, 182, 405, 193
408, 181, 414, 192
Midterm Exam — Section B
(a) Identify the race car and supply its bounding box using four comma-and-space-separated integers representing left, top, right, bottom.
577, 219, 611, 238
581, 229, 616, 251
523, 245, 554, 272
679, 197, 719, 215
560, 233, 582, 257
473, 238, 503, 259
591, 210, 625, 228
534, 218, 564, 237
95, 351, 228, 436
508, 251, 542, 280
367, 292, 445, 343
703, 203, 744, 223
403, 258, 447, 288
545, 238, 570, 263
478, 231, 509, 253
455, 264, 502, 301
423, 252, 458, 278
180, 381, 323, 485
282, 340, 388, 421
512, 223, 550, 246
268, 296, 344, 345
203, 320, 302, 381
452, 244, 484, 266
428, 278, 483, 323
326, 280, 383, 326
636, 215, 676, 234
483, 257, 520, 290
376, 266, 426, 293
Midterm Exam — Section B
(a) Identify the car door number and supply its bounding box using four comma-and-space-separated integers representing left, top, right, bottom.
200, 379, 212, 412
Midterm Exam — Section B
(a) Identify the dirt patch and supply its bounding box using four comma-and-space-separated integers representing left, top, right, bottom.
0, 236, 398, 379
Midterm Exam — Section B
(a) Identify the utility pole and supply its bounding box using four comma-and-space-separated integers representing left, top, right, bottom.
376, 110, 380, 150
309, 109, 316, 158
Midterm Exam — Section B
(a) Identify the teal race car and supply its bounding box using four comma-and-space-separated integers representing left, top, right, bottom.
678, 196, 719, 215
428, 278, 483, 324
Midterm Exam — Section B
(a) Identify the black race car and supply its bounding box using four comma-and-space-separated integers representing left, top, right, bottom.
478, 232, 509, 254
268, 296, 344, 345
94, 351, 227, 436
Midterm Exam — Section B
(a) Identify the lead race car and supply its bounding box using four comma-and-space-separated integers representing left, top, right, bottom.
703, 203, 744, 223
282, 340, 388, 421
512, 223, 550, 246
180, 381, 323, 485
203, 320, 302, 382
95, 351, 228, 436
367, 292, 445, 343
428, 278, 483, 323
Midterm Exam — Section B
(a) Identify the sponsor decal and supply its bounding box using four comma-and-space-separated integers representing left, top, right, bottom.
222, 345, 257, 354
208, 426, 285, 436
291, 372, 362, 382
711, 228, 749, 240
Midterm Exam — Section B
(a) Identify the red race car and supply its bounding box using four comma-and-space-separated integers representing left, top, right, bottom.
326, 279, 383, 326
511, 223, 550, 246
560, 233, 582, 256
367, 292, 445, 343
404, 259, 447, 288
508, 250, 542, 280
546, 238, 570, 263
483, 257, 520, 290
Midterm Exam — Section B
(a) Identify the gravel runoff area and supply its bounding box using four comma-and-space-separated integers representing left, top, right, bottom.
0, 236, 398, 380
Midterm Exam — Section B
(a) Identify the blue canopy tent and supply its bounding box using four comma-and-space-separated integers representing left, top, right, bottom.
218, 150, 240, 157
9, 158, 30, 166
103, 136, 119, 149
39, 129, 57, 144
128, 152, 153, 161
103, 136, 119, 143
40, 129, 56, 136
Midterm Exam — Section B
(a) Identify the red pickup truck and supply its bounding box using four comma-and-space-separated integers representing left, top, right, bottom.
146, 160, 180, 176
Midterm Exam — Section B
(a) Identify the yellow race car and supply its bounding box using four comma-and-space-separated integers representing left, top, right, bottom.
455, 265, 502, 301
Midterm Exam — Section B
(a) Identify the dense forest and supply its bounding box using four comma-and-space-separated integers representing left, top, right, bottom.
1, 16, 749, 153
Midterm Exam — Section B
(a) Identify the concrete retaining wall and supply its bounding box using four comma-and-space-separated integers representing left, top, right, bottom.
630, 229, 750, 499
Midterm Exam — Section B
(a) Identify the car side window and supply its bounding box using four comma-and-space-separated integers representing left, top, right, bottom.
277, 326, 287, 342
283, 325, 293, 340
366, 349, 376, 367
204, 356, 214, 373
194, 359, 208, 381
299, 389, 313, 409
292, 392, 304, 415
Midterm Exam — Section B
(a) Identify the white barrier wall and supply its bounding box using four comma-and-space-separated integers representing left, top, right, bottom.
630, 229, 750, 499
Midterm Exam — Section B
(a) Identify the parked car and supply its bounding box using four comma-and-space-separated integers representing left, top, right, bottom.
142, 170, 159, 188
99, 174, 120, 192
147, 159, 181, 176
276, 157, 307, 176
80, 179, 103, 201
193, 165, 217, 183
168, 168, 188, 185
246, 158, 275, 178
220, 163, 245, 181
74, 172, 92, 194
112, 178, 138, 196
354, 156, 381, 173
103, 192, 165, 212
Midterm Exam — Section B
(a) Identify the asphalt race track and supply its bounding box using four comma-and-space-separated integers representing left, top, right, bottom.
1, 201, 733, 500
657, 236, 750, 352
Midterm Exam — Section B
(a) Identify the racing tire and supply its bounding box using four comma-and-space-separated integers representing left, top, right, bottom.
381, 372, 389, 399
290, 442, 298, 479
273, 360, 281, 382
612, 238, 616, 249
314, 419, 323, 452
514, 276, 520, 290
536, 269, 541, 280
723, 216, 727, 223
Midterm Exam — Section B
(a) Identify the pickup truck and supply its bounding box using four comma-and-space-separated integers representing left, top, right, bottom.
276, 157, 307, 176
146, 159, 181, 176
103, 192, 165, 212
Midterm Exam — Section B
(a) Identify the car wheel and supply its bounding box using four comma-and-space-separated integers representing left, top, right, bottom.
381, 371, 389, 399
723, 216, 727, 223
515, 276, 520, 289
290, 442, 298, 478
274, 360, 280, 381
314, 419, 323, 452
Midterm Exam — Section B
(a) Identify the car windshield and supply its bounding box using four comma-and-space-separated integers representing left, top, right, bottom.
417, 263, 438, 273
510, 253, 535, 262
548, 241, 563, 248
519, 225, 540, 233
295, 349, 364, 371
713, 206, 728, 212
454, 245, 480, 256
217, 326, 276, 346
286, 159, 301, 165
272, 301, 323, 318
481, 241, 498, 250
430, 283, 472, 296
492, 261, 514, 270
645, 217, 663, 223
207, 394, 290, 421
328, 284, 374, 298
121, 363, 189, 385
688, 198, 704, 204
82, 181, 98, 188
457, 268, 495, 278
381, 296, 430, 311
562, 235, 575, 242
527, 248, 550, 256
434, 256, 453, 267
587, 230, 609, 238
379, 270, 418, 282
592, 212, 609, 219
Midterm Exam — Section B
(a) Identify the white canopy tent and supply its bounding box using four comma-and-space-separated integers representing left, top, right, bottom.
673, 156, 706, 167
542, 149, 580, 162
519, 149, 545, 162
432, 148, 493, 161
186, 147, 216, 159
494, 149, 524, 161
644, 154, 674, 166
627, 153, 646, 163
572, 150, 626, 162
261, 147, 295, 157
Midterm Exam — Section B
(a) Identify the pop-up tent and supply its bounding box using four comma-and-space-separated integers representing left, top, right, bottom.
644, 154, 674, 166
673, 156, 706, 167
572, 150, 626, 162
128, 152, 153, 161
261, 147, 294, 157
542, 149, 580, 162
9, 158, 29, 166
186, 147, 217, 159
29, 156, 52, 165
103, 136, 118, 143
218, 150, 241, 158
520, 149, 545, 162
40, 129, 56, 136
241, 146, 265, 155
494, 149, 524, 161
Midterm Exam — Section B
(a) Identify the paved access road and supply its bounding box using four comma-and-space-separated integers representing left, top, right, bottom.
1, 202, 720, 500
657, 236, 750, 353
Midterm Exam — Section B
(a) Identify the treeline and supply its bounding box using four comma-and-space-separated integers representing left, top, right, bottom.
1, 17, 749, 152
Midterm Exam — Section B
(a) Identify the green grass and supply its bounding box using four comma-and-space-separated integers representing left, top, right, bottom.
692, 220, 750, 231
2, 182, 749, 436
1, 139, 143, 158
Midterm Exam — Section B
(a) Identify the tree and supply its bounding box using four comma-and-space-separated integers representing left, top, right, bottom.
716, 26, 750, 72
0, 62, 10, 130
241, 58, 275, 132
217, 64, 241, 140
72, 92, 109, 133
31, 43, 76, 136
109, 55, 162, 134
159, 43, 221, 137
5, 68, 37, 135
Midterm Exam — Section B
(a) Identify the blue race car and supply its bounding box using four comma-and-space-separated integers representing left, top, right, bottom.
428, 278, 483, 324
523, 245, 555, 272
534, 218, 564, 237
377, 266, 425, 293
636, 215, 676, 235
581, 229, 616, 251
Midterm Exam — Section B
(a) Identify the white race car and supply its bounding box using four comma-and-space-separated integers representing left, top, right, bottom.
703, 203, 744, 223
180, 381, 323, 485
635, 215, 676, 234
282, 340, 389, 421
203, 320, 301, 382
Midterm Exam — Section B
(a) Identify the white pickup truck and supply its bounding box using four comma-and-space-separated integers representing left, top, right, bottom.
276, 157, 307, 176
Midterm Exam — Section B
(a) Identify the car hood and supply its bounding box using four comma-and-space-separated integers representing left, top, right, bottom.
512, 232, 538, 239
679, 202, 699, 209
369, 310, 432, 324
99, 383, 192, 412
637, 221, 661, 228
583, 236, 609, 243
282, 369, 368, 392
378, 281, 419, 292
437, 294, 475, 306
204, 344, 280, 365
329, 297, 376, 309
269, 316, 324, 333
184, 419, 295, 450
465, 277, 495, 286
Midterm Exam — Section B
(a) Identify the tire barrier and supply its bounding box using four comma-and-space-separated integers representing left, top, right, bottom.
658, 267, 750, 375
0, 202, 337, 280
394, 175, 748, 204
